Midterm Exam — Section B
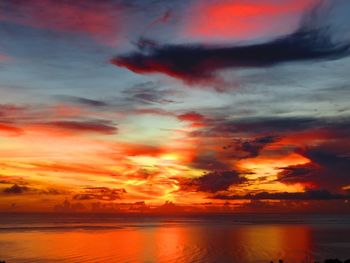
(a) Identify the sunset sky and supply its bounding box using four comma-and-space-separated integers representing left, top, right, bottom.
0, 0, 349, 213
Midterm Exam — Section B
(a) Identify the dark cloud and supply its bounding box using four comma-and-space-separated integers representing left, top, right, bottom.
0, 177, 67, 196
47, 120, 117, 135
233, 199, 350, 213
279, 148, 350, 191
179, 170, 246, 193
123, 82, 177, 105
193, 116, 350, 138
212, 117, 317, 135
0, 179, 14, 184
214, 189, 350, 201
73, 187, 126, 201
191, 116, 317, 140
3, 184, 29, 194
112, 2, 350, 84
189, 152, 230, 171
75, 98, 108, 107
224, 135, 278, 159
270, 117, 350, 191
189, 116, 350, 196
59, 96, 109, 107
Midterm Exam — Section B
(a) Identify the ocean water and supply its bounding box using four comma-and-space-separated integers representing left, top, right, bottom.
0, 214, 349, 263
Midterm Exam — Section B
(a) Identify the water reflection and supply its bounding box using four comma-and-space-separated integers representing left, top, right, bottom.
0, 222, 349, 263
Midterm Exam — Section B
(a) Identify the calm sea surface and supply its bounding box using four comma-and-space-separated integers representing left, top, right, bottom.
0, 214, 349, 263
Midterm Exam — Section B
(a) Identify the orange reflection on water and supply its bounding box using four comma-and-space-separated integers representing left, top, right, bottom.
0, 223, 319, 263
236, 225, 314, 262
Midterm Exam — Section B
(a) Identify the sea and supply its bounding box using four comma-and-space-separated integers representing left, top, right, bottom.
0, 213, 349, 263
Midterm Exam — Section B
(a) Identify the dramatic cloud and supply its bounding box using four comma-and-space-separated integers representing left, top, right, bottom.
179, 170, 246, 193
214, 189, 350, 200
112, 2, 350, 83
279, 148, 350, 191
192, 117, 317, 139
189, 153, 231, 171
192, 116, 350, 139
1, 0, 350, 213
224, 136, 278, 159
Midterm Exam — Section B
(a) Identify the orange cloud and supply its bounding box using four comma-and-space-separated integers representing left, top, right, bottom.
119, 143, 165, 157
0, 123, 23, 136
27, 162, 118, 177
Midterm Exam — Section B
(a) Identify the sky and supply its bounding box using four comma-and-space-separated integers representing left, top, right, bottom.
0, 0, 349, 214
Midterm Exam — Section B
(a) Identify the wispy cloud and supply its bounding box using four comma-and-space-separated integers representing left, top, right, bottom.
0, 0, 123, 45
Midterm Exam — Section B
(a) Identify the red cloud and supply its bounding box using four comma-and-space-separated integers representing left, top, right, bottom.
177, 112, 206, 128
183, 0, 316, 41
177, 112, 204, 122
0, 123, 23, 136
0, 0, 121, 45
